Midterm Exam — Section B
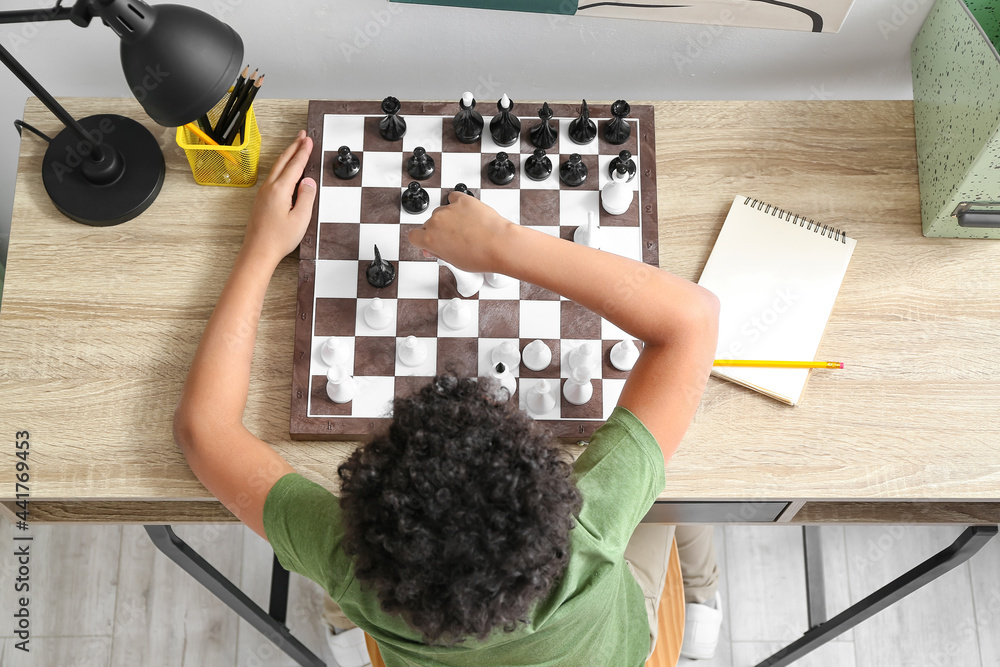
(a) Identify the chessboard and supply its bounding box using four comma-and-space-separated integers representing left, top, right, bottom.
290, 99, 659, 440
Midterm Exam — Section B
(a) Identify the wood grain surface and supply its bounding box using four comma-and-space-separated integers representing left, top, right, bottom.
2, 97, 999, 522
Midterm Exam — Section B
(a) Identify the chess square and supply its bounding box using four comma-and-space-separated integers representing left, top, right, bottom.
519, 339, 560, 379
519, 300, 561, 338
318, 223, 359, 261
560, 378, 603, 420
315, 260, 359, 298
395, 375, 435, 401
519, 377, 560, 420
601, 318, 630, 340
399, 224, 429, 261
598, 191, 641, 228
440, 118, 483, 153
360, 152, 403, 188
558, 154, 599, 190
358, 224, 400, 261
437, 298, 480, 337
561, 301, 601, 339
309, 375, 352, 416
479, 189, 521, 224
357, 263, 398, 299
439, 153, 483, 189
520, 130, 559, 156
397, 261, 440, 299
360, 187, 402, 224
479, 300, 519, 338
395, 336, 437, 376
597, 153, 640, 192
396, 299, 439, 337
480, 153, 520, 189
399, 187, 441, 224
560, 339, 602, 378
600, 227, 643, 262
311, 335, 355, 374
558, 120, 599, 155
597, 119, 639, 156
353, 336, 397, 376
519, 153, 559, 190
479, 338, 521, 377
602, 339, 643, 379
322, 114, 365, 153
519, 277, 560, 301
559, 190, 600, 228
363, 116, 403, 153
480, 126, 520, 155
437, 337, 479, 376
356, 298, 396, 336
438, 264, 479, 300
322, 150, 363, 187
402, 115, 444, 152
315, 298, 357, 336
318, 187, 362, 224
520, 190, 560, 226
480, 273, 520, 300
352, 375, 396, 418
442, 187, 481, 205
602, 378, 627, 419
400, 151, 442, 188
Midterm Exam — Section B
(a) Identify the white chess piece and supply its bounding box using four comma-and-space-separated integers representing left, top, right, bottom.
610, 339, 640, 371
364, 297, 393, 330
499, 92, 512, 110
489, 361, 517, 400
491, 341, 521, 369
398, 335, 428, 367
320, 337, 350, 366
463, 91, 475, 107
601, 168, 633, 216
326, 366, 357, 404
568, 342, 598, 374
522, 339, 552, 371
442, 297, 471, 330
438, 259, 484, 297
484, 272, 514, 289
563, 366, 594, 405
526, 379, 556, 415
574, 211, 601, 249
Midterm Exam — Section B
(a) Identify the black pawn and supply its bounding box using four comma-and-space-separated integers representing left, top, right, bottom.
603, 100, 632, 145
407, 146, 435, 180
487, 151, 516, 186
401, 181, 429, 214
452, 93, 484, 144
568, 99, 597, 145
379, 96, 406, 142
524, 148, 552, 181
366, 245, 396, 288
489, 96, 521, 148
445, 183, 474, 204
559, 153, 587, 187
529, 102, 557, 150
608, 149, 637, 182
333, 145, 360, 180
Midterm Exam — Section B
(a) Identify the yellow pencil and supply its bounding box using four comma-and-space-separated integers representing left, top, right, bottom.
183, 122, 239, 166
713, 360, 844, 369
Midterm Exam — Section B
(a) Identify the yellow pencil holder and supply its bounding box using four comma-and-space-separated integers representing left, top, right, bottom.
176, 102, 261, 187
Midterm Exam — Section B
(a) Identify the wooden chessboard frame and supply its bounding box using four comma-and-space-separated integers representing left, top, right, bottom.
290, 99, 659, 441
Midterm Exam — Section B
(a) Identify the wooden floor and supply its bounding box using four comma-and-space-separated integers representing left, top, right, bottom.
1, 518, 998, 667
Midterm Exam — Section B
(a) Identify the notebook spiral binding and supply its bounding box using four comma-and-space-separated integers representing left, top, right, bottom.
744, 196, 848, 244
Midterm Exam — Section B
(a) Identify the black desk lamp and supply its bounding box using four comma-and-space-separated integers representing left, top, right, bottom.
0, 0, 244, 226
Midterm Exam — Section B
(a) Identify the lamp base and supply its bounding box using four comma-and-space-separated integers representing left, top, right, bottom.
41, 114, 165, 227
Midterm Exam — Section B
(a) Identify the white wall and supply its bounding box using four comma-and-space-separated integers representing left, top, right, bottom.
0, 0, 934, 260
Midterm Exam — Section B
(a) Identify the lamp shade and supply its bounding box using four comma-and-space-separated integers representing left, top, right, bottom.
97, 1, 244, 126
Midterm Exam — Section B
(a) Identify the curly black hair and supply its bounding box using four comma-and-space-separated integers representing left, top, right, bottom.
337, 374, 583, 645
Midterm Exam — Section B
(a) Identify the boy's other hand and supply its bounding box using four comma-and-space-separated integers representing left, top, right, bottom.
243, 130, 317, 266
408, 190, 514, 274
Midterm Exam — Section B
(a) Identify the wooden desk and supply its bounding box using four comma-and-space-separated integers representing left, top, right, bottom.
2, 98, 999, 525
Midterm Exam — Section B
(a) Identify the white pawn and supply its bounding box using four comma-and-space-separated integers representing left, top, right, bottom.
574, 211, 601, 249
439, 259, 484, 297
489, 361, 517, 400
563, 366, 593, 406
484, 272, 514, 288
491, 341, 521, 369
320, 337, 349, 366
522, 339, 552, 371
442, 297, 471, 330
526, 379, 557, 415
398, 335, 428, 367
610, 339, 640, 371
601, 168, 633, 216
326, 366, 357, 404
364, 297, 393, 330
568, 342, 598, 374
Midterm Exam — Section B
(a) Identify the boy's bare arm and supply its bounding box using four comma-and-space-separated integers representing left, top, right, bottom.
173, 132, 317, 540
410, 193, 719, 461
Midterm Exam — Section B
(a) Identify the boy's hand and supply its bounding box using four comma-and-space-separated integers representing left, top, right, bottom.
242, 130, 317, 266
408, 191, 515, 274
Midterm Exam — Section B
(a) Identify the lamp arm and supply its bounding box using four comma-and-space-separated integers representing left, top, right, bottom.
0, 1, 94, 27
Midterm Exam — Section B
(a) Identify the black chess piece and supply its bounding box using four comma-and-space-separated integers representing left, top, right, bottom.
401, 181, 429, 214
524, 148, 552, 181
529, 102, 557, 150
366, 245, 396, 288
603, 100, 632, 145
379, 96, 406, 142
489, 95, 521, 148
559, 153, 588, 187
452, 93, 484, 144
568, 99, 597, 145
445, 183, 474, 204
333, 145, 360, 180
487, 151, 516, 186
608, 149, 637, 182
406, 146, 435, 180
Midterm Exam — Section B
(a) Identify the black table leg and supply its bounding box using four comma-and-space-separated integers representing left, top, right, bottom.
756, 525, 998, 667
144, 525, 325, 667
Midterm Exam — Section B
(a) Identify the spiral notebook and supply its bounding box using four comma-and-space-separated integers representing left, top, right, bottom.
697, 196, 858, 405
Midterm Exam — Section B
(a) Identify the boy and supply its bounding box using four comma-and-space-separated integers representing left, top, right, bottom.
174, 132, 722, 665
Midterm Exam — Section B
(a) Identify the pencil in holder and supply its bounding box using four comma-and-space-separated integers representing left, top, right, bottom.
176, 102, 261, 187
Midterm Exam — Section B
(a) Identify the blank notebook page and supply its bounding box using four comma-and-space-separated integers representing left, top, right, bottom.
697, 196, 858, 405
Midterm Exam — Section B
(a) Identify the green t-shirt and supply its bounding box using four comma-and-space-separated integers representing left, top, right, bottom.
264, 406, 666, 667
